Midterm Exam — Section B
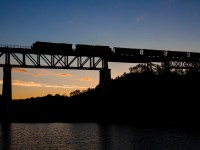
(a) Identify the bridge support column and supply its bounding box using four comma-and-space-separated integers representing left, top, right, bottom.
163, 61, 170, 74
1, 67, 12, 122
2, 67, 12, 101
99, 69, 111, 94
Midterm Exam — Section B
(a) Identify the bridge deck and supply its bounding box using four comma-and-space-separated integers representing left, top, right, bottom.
0, 45, 200, 69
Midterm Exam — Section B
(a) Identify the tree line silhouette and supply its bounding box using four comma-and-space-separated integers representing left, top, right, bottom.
0, 64, 200, 129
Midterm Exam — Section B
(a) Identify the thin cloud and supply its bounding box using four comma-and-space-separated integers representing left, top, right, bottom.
41, 84, 86, 89
67, 20, 74, 25
0, 80, 87, 89
79, 77, 93, 81
31, 73, 43, 76
32, 69, 56, 76
56, 73, 71, 77
135, 16, 145, 23
12, 68, 73, 77
13, 80, 42, 87
13, 68, 28, 73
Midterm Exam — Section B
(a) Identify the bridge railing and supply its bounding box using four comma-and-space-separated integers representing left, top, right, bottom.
0, 44, 31, 49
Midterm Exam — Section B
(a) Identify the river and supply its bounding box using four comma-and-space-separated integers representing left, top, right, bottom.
1, 123, 200, 150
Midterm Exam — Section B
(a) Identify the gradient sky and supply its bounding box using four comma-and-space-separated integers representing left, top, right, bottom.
0, 0, 200, 99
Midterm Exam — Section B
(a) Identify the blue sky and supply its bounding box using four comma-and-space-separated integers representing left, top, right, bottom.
0, 0, 200, 99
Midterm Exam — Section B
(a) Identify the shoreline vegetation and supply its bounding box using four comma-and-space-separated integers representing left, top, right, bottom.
1, 64, 200, 130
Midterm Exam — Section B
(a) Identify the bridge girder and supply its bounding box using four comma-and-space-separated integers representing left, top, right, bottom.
0, 52, 108, 70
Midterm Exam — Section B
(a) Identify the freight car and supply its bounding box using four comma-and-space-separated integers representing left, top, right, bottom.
114, 47, 141, 56
31, 41, 73, 54
166, 50, 189, 59
142, 49, 165, 58
189, 52, 200, 60
75, 44, 112, 57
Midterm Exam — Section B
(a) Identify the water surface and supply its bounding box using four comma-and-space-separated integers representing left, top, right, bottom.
0, 123, 200, 150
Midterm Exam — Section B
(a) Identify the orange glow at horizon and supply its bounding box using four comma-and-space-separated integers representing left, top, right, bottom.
0, 63, 131, 100
0, 77, 98, 99
12, 86, 78, 99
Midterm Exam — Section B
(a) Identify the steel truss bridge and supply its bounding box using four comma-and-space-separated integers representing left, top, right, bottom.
0, 44, 200, 101
0, 45, 200, 70
0, 46, 108, 70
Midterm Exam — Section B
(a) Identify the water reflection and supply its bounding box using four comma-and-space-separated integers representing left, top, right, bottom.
98, 124, 113, 150
0, 123, 11, 150
1, 123, 200, 150
92, 124, 200, 150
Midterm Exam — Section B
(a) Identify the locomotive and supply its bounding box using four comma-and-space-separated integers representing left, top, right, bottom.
31, 41, 73, 55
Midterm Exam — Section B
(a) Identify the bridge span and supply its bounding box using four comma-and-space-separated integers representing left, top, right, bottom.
1, 41, 200, 101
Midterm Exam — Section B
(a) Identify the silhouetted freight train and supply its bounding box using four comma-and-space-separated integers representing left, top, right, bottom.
113, 47, 195, 60
31, 41, 199, 60
31, 41, 73, 55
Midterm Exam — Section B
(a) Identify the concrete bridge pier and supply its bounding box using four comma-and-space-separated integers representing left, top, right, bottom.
1, 67, 12, 121
2, 66, 12, 102
99, 69, 111, 94
163, 61, 170, 74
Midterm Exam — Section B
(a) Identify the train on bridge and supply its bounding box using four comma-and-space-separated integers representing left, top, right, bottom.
31, 41, 112, 57
30, 41, 200, 60
1, 41, 200, 60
